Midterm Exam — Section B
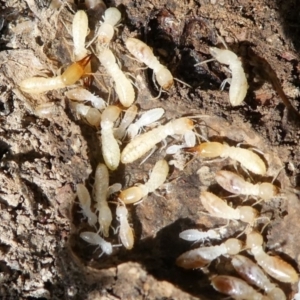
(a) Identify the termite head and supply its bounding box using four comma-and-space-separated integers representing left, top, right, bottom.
237, 206, 258, 224
98, 23, 114, 44
246, 231, 263, 249
155, 67, 174, 90
224, 238, 243, 255
103, 7, 121, 26
172, 118, 194, 135
259, 182, 279, 200
186, 142, 223, 158
209, 47, 238, 65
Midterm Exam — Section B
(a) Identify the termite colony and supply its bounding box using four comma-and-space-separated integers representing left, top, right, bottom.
17, 1, 300, 299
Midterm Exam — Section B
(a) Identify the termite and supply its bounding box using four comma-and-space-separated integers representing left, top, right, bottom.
188, 142, 267, 175
101, 105, 122, 170
211, 275, 270, 300
116, 202, 134, 250
125, 37, 174, 90
246, 231, 299, 283
98, 49, 135, 107
76, 183, 97, 227
215, 170, 279, 201
209, 47, 248, 106
65, 88, 106, 110
19, 55, 92, 94
232, 255, 286, 300
127, 108, 165, 139
176, 237, 243, 269
80, 231, 114, 257
34, 102, 59, 118
114, 105, 138, 140
179, 227, 227, 243
70, 102, 102, 127
200, 191, 258, 225
119, 159, 169, 204
72, 10, 89, 61
93, 163, 112, 237
121, 117, 194, 164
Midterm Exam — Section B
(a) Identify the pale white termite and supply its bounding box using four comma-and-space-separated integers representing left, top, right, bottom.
80, 231, 113, 257
188, 142, 267, 175
34, 102, 59, 118
179, 227, 227, 243
101, 105, 122, 170
114, 105, 138, 140
200, 191, 258, 225
97, 7, 121, 45
72, 10, 89, 61
98, 49, 135, 107
211, 275, 270, 300
76, 183, 97, 227
70, 102, 102, 127
127, 108, 165, 139
246, 231, 299, 283
116, 202, 134, 250
93, 163, 112, 237
121, 117, 194, 164
232, 255, 286, 300
176, 238, 243, 269
119, 159, 169, 204
209, 47, 248, 106
215, 170, 279, 201
65, 88, 106, 110
19, 55, 92, 94
125, 37, 174, 90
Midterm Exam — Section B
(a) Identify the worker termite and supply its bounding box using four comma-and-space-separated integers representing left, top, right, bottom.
179, 227, 227, 243
127, 108, 165, 139
232, 255, 286, 300
119, 159, 169, 204
114, 105, 138, 140
215, 170, 280, 201
125, 37, 174, 90
93, 163, 112, 237
200, 191, 258, 225
98, 49, 135, 107
188, 142, 267, 175
246, 230, 299, 283
70, 102, 102, 127
19, 55, 92, 94
176, 237, 243, 269
207, 47, 248, 106
121, 117, 194, 164
116, 202, 134, 250
211, 275, 269, 300
65, 88, 106, 110
101, 105, 122, 170
34, 102, 60, 118
80, 231, 116, 257
76, 183, 97, 227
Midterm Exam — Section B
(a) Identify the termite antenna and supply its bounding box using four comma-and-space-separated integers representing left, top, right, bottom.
194, 58, 215, 67
174, 77, 192, 88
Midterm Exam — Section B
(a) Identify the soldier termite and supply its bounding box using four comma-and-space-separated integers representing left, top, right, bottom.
19, 55, 92, 94
200, 191, 258, 225
101, 105, 122, 171
125, 37, 174, 90
126, 108, 165, 139
121, 117, 194, 164
215, 170, 280, 201
211, 275, 270, 300
246, 230, 299, 283
188, 142, 267, 175
176, 237, 243, 269
76, 183, 97, 227
98, 49, 135, 107
232, 255, 286, 300
119, 159, 169, 204
93, 163, 112, 237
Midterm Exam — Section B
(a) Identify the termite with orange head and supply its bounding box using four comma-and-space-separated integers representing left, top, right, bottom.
232, 255, 286, 300
101, 105, 122, 171
98, 49, 135, 107
188, 142, 267, 175
121, 117, 194, 164
176, 237, 243, 269
19, 55, 92, 94
211, 275, 270, 300
119, 159, 169, 204
200, 191, 259, 225
125, 37, 174, 90
215, 170, 280, 201
246, 230, 299, 283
